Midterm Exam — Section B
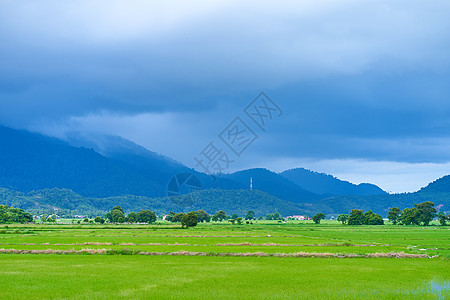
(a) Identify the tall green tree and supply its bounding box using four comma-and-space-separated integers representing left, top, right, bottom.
172, 213, 185, 223
387, 207, 401, 225
414, 201, 436, 226
128, 212, 138, 223
112, 206, 124, 214
312, 213, 325, 224
0, 205, 33, 224
337, 214, 349, 224
137, 210, 157, 224
348, 209, 365, 225
399, 202, 437, 226
165, 212, 176, 222
106, 206, 125, 223
363, 210, 384, 225
273, 212, 282, 220
438, 212, 448, 226
181, 211, 198, 228
212, 210, 226, 222
400, 208, 418, 225
245, 210, 255, 220
194, 210, 211, 222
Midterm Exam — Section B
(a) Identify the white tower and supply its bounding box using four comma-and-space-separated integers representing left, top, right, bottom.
250, 177, 253, 191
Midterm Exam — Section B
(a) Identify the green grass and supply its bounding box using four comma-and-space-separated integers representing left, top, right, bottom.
0, 221, 449, 299
0, 255, 448, 299
1, 222, 449, 257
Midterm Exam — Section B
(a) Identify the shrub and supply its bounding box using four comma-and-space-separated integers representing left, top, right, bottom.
181, 212, 198, 228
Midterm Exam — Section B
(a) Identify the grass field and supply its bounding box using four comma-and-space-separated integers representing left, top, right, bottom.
1, 221, 449, 299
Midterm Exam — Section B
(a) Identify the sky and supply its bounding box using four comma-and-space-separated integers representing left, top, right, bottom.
0, 0, 449, 193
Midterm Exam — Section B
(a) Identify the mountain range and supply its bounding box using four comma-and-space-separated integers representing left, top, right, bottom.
0, 124, 448, 216
280, 168, 386, 196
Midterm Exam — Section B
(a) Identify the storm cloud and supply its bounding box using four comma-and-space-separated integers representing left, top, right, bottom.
1, 0, 449, 192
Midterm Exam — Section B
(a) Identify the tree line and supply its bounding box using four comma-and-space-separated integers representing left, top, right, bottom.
0, 205, 33, 224
100, 208, 283, 228
2, 202, 448, 226
386, 201, 449, 226
104, 206, 157, 224
103, 206, 201, 228
163, 210, 260, 226
333, 201, 448, 226
306, 211, 384, 225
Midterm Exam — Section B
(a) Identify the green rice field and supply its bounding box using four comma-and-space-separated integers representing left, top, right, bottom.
1, 221, 449, 299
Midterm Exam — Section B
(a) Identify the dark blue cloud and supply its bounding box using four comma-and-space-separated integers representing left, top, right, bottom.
0, 0, 449, 170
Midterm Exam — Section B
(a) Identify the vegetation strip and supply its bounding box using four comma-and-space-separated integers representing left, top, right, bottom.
214, 243, 387, 247
0, 242, 390, 247
0, 248, 431, 258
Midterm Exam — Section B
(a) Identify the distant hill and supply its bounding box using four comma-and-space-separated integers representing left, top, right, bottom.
280, 168, 386, 196
418, 175, 450, 194
63, 131, 246, 192
168, 189, 327, 216
0, 125, 244, 198
64, 132, 189, 175
0, 187, 324, 217
0, 125, 169, 197
1, 124, 448, 216
222, 168, 321, 203
295, 173, 450, 217
318, 180, 450, 216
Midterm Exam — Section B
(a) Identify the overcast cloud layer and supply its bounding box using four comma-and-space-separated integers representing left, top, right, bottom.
1, 0, 449, 192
